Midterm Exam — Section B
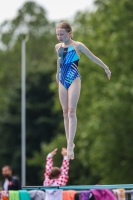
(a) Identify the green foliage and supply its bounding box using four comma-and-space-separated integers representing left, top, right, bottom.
0, 1, 61, 185
71, 0, 133, 184
0, 69, 63, 185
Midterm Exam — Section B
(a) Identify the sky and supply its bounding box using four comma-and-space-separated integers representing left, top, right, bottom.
0, 0, 94, 24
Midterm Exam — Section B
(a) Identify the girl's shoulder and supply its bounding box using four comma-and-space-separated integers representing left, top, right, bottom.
74, 41, 84, 49
55, 43, 62, 52
72, 41, 83, 56
74, 41, 88, 53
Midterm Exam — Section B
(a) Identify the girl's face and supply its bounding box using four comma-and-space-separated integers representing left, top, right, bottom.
56, 28, 71, 43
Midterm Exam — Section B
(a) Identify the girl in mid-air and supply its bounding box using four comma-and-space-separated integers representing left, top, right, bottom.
55, 21, 111, 160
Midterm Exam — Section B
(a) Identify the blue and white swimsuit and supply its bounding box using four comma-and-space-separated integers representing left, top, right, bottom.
58, 45, 81, 90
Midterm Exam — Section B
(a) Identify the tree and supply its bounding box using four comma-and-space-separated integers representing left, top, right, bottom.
0, 69, 63, 185
0, 1, 61, 185
73, 0, 133, 184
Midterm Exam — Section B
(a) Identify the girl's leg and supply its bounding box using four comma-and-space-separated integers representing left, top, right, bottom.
67, 77, 81, 159
58, 82, 69, 143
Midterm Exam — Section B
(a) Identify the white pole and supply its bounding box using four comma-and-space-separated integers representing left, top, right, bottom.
21, 39, 26, 186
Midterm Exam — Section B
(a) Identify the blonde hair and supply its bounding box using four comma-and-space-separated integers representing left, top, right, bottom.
56, 22, 72, 34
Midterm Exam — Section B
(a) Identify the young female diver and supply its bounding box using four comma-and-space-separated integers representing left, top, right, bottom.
55, 22, 111, 160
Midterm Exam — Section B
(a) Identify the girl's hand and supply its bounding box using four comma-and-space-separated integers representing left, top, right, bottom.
51, 148, 58, 156
105, 68, 111, 80
107, 72, 111, 80
61, 148, 67, 156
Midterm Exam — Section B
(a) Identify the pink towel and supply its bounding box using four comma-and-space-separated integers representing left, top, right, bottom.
91, 189, 117, 200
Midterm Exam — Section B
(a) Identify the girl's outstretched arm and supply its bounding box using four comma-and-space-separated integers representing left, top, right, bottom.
77, 42, 111, 80
43, 148, 58, 185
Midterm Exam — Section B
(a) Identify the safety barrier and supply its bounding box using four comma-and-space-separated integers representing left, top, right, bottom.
22, 184, 133, 200
22, 184, 133, 190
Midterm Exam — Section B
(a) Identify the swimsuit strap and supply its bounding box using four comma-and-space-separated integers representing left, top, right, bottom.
57, 41, 80, 57
72, 41, 80, 57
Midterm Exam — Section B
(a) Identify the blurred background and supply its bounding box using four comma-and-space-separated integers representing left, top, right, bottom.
0, 0, 133, 187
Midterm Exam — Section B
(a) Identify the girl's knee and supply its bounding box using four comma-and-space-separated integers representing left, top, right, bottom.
68, 107, 76, 118
62, 108, 68, 118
